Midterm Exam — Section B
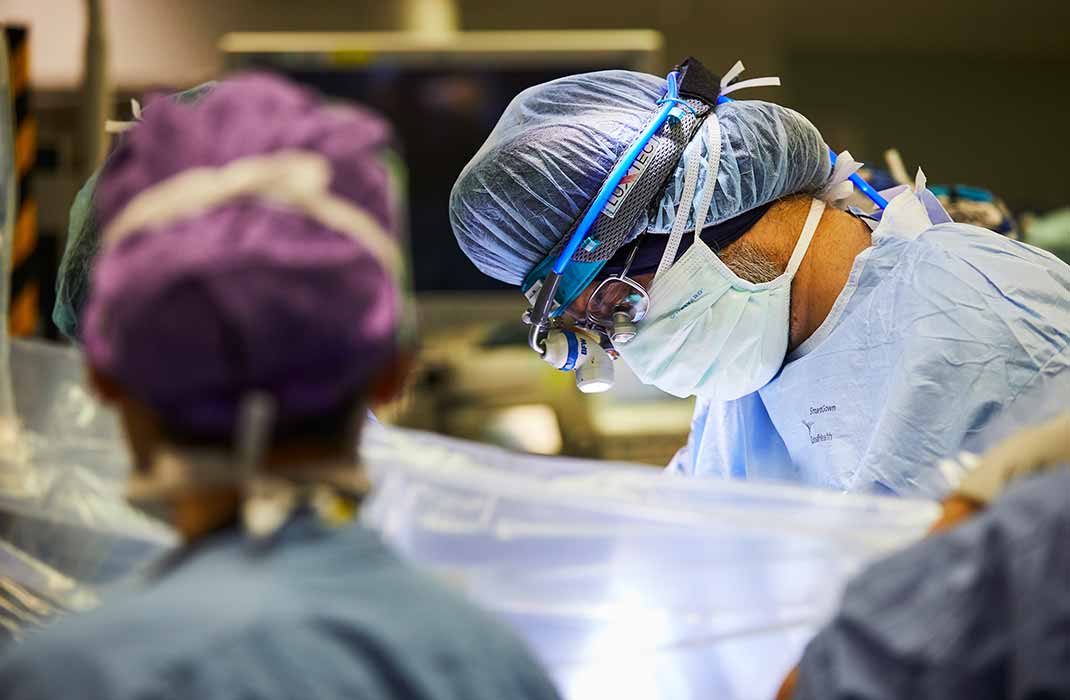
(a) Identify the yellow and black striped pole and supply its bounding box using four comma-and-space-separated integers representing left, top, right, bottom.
5, 26, 36, 337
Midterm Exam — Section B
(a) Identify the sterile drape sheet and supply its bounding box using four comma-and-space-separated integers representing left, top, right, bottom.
2, 340, 935, 698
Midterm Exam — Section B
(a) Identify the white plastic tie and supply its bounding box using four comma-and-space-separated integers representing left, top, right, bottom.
720, 60, 747, 89
914, 167, 928, 194
820, 150, 865, 204
104, 99, 144, 134
719, 60, 782, 97
104, 120, 136, 134
721, 77, 783, 95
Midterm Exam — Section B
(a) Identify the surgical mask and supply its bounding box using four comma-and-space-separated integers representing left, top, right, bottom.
616, 197, 826, 401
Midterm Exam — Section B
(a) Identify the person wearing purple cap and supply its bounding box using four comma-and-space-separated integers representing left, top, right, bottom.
0, 74, 562, 700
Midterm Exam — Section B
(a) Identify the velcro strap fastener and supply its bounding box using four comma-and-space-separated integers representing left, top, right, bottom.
676, 56, 723, 105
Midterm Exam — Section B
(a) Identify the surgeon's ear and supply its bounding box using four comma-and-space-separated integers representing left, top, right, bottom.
367, 351, 416, 407
87, 364, 165, 472
88, 364, 123, 405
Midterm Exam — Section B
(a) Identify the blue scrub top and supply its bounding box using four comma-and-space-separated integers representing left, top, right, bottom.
793, 468, 1070, 699
0, 513, 562, 700
670, 214, 1070, 498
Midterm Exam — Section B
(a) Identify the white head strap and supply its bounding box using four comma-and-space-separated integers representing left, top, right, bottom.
102, 150, 403, 278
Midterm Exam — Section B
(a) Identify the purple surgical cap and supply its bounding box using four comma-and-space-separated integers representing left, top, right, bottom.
82, 73, 404, 439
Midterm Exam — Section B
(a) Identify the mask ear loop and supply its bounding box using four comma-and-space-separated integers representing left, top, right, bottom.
784, 199, 826, 279
688, 116, 723, 244
654, 116, 722, 280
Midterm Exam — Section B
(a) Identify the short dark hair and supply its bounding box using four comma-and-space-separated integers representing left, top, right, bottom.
161, 393, 365, 451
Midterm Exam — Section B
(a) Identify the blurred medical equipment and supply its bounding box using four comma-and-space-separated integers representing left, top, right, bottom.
1, 32, 170, 621
81, 0, 110, 177
1, 30, 15, 419
0, 538, 97, 647
1024, 208, 1070, 263
0, 32, 59, 646
929, 184, 1020, 239
2, 341, 175, 583
856, 149, 1021, 237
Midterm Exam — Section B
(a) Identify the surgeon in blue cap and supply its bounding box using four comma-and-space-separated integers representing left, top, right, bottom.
449, 59, 1070, 498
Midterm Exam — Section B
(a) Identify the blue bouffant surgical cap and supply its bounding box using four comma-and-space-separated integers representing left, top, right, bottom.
449, 69, 832, 287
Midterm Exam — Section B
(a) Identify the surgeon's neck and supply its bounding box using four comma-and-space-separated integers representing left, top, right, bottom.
168, 440, 363, 544
743, 197, 872, 352
171, 487, 242, 543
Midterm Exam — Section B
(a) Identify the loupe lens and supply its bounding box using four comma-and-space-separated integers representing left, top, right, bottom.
587, 278, 649, 329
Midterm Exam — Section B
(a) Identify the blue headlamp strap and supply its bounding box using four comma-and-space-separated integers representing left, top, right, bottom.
553, 71, 686, 276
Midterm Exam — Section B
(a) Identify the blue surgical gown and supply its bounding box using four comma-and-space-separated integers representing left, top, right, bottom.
669, 195, 1070, 497
793, 468, 1070, 699
0, 513, 562, 700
